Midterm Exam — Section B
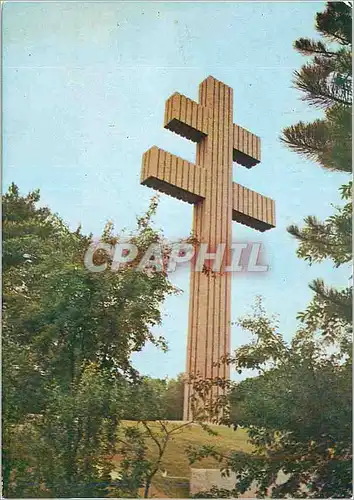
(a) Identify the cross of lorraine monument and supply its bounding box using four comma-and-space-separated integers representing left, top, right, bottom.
140, 76, 275, 420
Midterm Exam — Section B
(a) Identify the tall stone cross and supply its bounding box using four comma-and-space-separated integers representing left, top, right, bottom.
140, 76, 275, 420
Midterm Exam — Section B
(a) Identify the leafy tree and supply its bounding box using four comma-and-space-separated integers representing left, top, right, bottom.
124, 377, 170, 422
188, 298, 352, 498
116, 404, 219, 498
122, 373, 184, 422
116, 420, 197, 498
164, 373, 185, 421
2, 184, 176, 497
111, 374, 223, 497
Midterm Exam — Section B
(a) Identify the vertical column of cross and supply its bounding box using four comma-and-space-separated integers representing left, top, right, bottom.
183, 77, 233, 420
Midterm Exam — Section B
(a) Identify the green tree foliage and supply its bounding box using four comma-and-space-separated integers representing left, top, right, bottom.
228, 3, 352, 497
282, 1, 352, 344
123, 374, 184, 422
281, 2, 351, 175
229, 301, 352, 498
282, 2, 351, 114
188, 299, 352, 498
287, 183, 352, 268
116, 420, 196, 498
2, 184, 176, 497
164, 373, 185, 421
124, 377, 171, 421
112, 373, 220, 498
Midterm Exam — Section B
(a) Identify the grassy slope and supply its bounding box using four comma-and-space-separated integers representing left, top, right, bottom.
114, 422, 252, 498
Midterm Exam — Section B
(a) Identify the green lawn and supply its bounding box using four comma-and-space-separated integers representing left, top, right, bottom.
113, 422, 253, 498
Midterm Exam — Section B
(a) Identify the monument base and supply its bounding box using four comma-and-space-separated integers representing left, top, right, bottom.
190, 468, 292, 498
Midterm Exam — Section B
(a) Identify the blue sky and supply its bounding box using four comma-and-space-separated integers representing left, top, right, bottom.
3, 1, 350, 380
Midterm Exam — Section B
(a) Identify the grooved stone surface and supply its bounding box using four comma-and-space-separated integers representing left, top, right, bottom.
140, 76, 276, 421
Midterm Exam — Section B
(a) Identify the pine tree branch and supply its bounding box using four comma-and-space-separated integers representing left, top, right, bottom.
287, 205, 352, 267
294, 65, 352, 108
294, 38, 337, 57
315, 3, 352, 46
309, 279, 352, 323
281, 120, 335, 168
